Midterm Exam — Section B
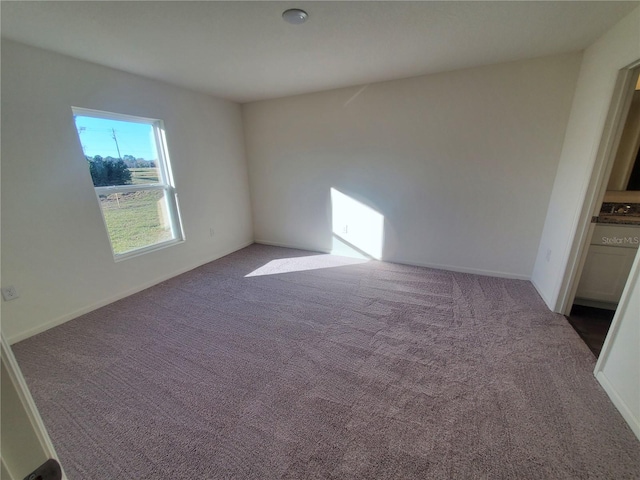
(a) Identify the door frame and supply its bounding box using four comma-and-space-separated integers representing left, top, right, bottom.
558, 62, 640, 316
1, 334, 66, 479
593, 241, 640, 440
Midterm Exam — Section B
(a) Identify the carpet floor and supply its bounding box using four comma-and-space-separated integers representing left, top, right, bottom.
13, 244, 640, 479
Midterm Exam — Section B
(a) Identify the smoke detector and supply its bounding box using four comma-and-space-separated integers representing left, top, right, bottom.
282, 8, 309, 25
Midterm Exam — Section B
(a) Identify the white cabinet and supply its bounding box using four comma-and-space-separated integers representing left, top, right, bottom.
575, 246, 637, 303
575, 224, 640, 307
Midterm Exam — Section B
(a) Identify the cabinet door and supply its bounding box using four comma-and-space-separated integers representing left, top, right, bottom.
575, 246, 638, 303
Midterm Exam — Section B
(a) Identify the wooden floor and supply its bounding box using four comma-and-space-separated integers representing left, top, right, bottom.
566, 305, 615, 357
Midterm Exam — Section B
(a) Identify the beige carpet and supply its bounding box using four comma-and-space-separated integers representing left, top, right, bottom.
13, 244, 640, 479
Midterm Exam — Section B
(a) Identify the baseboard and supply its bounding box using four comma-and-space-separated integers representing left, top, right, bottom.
255, 239, 530, 280
572, 298, 617, 311
254, 239, 330, 254
390, 257, 531, 281
7, 240, 254, 345
531, 277, 557, 311
595, 371, 640, 441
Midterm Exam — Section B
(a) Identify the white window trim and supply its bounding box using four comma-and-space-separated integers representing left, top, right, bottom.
72, 107, 185, 261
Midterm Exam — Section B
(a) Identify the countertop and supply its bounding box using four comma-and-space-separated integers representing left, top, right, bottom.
598, 202, 640, 225
597, 215, 640, 226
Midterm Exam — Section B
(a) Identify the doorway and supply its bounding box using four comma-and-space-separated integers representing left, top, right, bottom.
566, 68, 640, 357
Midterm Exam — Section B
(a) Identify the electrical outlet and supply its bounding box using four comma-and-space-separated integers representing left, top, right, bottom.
209, 227, 215, 237
1, 286, 19, 301
545, 248, 552, 262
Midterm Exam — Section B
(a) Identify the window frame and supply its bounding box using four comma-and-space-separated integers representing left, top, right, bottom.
72, 107, 185, 261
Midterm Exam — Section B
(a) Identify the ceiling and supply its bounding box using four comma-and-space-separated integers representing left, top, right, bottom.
1, 1, 638, 103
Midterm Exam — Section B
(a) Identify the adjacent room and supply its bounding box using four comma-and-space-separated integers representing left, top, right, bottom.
1, 2, 639, 479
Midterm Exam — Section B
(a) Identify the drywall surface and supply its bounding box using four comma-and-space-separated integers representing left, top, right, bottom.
596, 248, 640, 440
243, 53, 581, 278
1, 41, 253, 342
532, 6, 640, 311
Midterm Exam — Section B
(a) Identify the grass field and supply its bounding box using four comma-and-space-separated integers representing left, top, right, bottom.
129, 167, 159, 185
99, 169, 172, 255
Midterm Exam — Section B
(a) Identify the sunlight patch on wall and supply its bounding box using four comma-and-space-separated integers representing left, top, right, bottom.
331, 188, 384, 260
245, 254, 368, 277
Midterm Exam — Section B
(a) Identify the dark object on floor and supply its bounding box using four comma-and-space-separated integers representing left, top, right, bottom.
13, 245, 640, 479
23, 458, 62, 480
566, 305, 615, 357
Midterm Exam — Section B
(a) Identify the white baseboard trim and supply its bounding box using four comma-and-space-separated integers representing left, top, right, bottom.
254, 239, 330, 254
573, 298, 617, 310
390, 257, 530, 281
531, 277, 557, 311
8, 241, 254, 345
255, 240, 530, 280
596, 371, 640, 441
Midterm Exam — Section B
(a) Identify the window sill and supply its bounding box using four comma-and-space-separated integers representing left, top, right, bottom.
113, 237, 185, 262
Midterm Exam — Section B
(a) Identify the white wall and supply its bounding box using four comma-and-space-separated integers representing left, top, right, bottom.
243, 53, 581, 278
532, 7, 640, 311
595, 248, 640, 441
1, 41, 253, 342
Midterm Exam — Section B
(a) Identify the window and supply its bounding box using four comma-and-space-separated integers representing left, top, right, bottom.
72, 108, 183, 260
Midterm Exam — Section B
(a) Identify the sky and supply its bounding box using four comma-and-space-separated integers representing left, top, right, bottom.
74, 115, 158, 160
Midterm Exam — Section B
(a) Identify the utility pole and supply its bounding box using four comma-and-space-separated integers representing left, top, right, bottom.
78, 127, 87, 154
111, 128, 123, 160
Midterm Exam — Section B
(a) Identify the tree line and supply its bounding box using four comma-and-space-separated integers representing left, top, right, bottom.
86, 155, 156, 187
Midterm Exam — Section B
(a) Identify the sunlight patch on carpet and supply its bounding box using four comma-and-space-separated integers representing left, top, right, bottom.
245, 254, 369, 277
